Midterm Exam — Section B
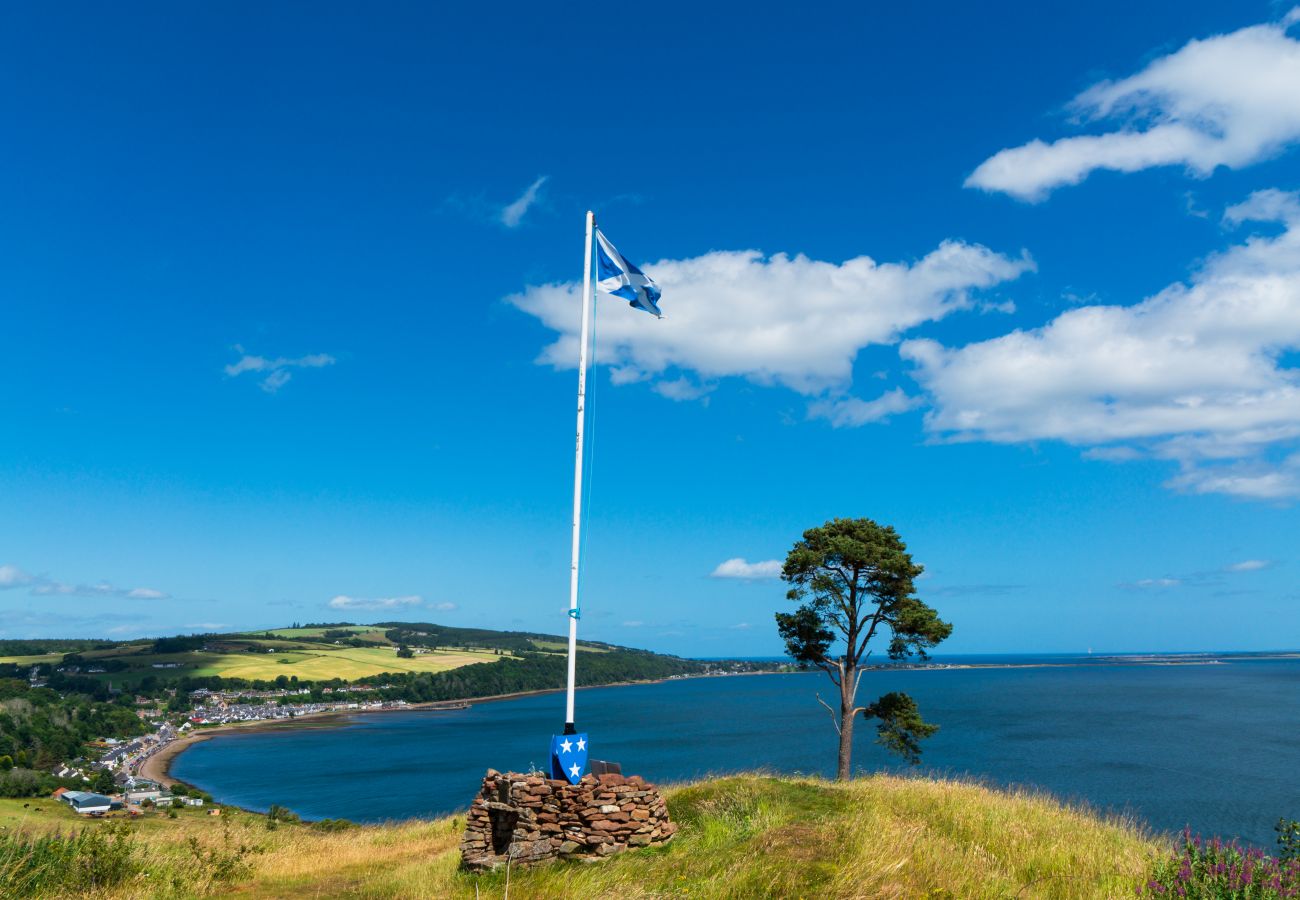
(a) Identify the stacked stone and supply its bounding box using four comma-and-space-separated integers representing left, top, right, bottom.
459, 769, 677, 871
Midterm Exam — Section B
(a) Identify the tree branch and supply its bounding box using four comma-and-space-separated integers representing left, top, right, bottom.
815, 693, 841, 735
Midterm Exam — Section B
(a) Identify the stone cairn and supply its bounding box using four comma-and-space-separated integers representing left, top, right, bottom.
459, 769, 677, 871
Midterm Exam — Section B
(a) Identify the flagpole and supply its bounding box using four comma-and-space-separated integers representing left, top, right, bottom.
564, 210, 595, 735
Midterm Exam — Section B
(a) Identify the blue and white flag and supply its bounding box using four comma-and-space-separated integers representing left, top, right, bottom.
595, 229, 663, 318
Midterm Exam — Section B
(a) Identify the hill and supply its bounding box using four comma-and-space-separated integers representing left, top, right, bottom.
0, 621, 643, 688
0, 774, 1162, 898
0, 621, 728, 691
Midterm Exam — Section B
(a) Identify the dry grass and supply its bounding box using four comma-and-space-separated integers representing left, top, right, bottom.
39, 773, 1167, 899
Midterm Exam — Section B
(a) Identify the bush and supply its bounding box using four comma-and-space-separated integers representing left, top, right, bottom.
1279, 819, 1300, 862
1140, 828, 1300, 897
310, 818, 355, 833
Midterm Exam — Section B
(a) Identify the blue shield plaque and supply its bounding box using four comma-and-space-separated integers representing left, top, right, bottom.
549, 733, 589, 784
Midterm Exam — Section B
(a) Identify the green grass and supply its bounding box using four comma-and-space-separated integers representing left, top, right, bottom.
0, 774, 1164, 899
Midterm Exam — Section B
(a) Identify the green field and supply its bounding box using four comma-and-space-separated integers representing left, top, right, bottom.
1, 625, 548, 685
0, 622, 622, 687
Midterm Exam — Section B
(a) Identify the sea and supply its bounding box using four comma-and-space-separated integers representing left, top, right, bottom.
170, 653, 1300, 847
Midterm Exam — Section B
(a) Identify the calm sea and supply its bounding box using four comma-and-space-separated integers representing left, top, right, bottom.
171, 655, 1300, 846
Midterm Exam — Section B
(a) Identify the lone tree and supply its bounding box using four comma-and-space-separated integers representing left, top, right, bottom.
776, 517, 952, 779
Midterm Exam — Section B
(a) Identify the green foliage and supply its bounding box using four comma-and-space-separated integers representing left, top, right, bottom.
152, 635, 208, 654
774, 607, 834, 665
781, 517, 950, 664
777, 517, 951, 773
0, 822, 138, 898
0, 769, 43, 798
266, 804, 301, 826
863, 692, 939, 765
1278, 818, 1300, 861
310, 818, 356, 832
395, 644, 414, 659
1141, 829, 1300, 897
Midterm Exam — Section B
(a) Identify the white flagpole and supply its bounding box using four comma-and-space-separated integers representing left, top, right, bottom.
564, 210, 595, 734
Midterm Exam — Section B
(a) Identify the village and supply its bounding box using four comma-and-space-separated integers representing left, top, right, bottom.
45, 684, 417, 819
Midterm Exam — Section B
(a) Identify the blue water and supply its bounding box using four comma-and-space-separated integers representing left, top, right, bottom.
171, 658, 1300, 846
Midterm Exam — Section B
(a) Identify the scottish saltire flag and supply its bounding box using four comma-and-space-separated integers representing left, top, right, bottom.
595, 229, 663, 318
550, 732, 589, 784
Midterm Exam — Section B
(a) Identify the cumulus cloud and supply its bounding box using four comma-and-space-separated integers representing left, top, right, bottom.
225, 346, 336, 393
711, 558, 782, 580
510, 241, 1031, 414
904, 189, 1300, 499
431, 601, 459, 612
500, 176, 548, 228
967, 11, 1300, 200
328, 594, 423, 611
0, 565, 33, 589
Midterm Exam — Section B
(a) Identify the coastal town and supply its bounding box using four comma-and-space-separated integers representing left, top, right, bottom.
42, 684, 422, 818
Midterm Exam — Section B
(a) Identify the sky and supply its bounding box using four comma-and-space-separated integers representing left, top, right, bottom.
2, 1, 1300, 655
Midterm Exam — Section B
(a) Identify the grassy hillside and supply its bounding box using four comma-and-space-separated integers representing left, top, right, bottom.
0, 774, 1162, 899
0, 622, 636, 688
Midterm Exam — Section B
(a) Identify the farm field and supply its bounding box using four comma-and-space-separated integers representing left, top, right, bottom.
198, 646, 503, 681
1, 621, 622, 687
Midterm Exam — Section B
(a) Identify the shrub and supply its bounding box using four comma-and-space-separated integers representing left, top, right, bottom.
1279, 820, 1300, 863
310, 818, 356, 832
1141, 828, 1300, 897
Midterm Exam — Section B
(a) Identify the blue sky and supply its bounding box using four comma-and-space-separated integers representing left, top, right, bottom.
3, 1, 1300, 655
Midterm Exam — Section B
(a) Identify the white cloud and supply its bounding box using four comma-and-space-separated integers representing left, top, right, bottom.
186, 623, 230, 630
710, 558, 782, 580
431, 601, 459, 612
1122, 578, 1182, 589
729, 622, 753, 630
15, 570, 172, 600
225, 346, 336, 393
808, 388, 922, 427
0, 565, 32, 589
509, 241, 1032, 405
968, 11, 1300, 200
29, 582, 76, 596
328, 594, 423, 611
905, 189, 1300, 499
1226, 559, 1274, 572
501, 176, 548, 228
622, 620, 644, 627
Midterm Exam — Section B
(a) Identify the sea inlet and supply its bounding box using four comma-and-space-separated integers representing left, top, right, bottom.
171, 654, 1300, 847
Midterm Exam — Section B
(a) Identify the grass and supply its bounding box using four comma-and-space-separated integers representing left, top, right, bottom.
0, 774, 1165, 898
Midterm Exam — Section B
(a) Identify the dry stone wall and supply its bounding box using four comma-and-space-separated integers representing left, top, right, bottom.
459, 769, 677, 871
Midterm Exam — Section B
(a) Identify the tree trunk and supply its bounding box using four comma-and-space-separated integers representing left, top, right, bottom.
837, 666, 856, 780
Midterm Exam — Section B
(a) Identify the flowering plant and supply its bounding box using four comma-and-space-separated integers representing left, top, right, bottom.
1140, 829, 1300, 898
